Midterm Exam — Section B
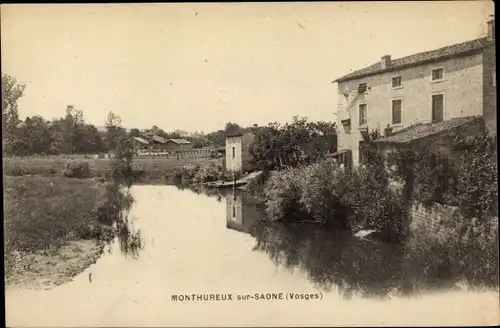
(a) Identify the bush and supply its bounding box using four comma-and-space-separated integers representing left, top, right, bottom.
263, 167, 310, 222
338, 166, 405, 240
5, 164, 25, 176
62, 161, 92, 179
300, 159, 351, 229
405, 214, 499, 291
173, 163, 200, 183
246, 169, 271, 197
192, 163, 223, 184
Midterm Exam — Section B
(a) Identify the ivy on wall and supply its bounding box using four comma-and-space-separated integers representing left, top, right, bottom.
386, 124, 497, 221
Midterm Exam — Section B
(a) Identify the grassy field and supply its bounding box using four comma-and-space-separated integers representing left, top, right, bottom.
3, 156, 223, 179
4, 175, 115, 288
4, 176, 106, 252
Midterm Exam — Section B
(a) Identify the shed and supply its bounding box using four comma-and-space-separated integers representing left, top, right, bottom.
164, 138, 193, 151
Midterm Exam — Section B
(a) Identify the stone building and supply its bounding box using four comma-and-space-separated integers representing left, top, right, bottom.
333, 18, 496, 168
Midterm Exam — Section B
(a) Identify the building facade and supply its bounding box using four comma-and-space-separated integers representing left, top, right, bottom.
225, 131, 256, 174
333, 19, 496, 168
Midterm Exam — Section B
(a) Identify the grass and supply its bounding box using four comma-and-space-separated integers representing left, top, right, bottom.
3, 156, 222, 181
4, 176, 107, 254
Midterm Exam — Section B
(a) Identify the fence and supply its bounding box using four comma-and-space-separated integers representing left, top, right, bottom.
135, 148, 222, 160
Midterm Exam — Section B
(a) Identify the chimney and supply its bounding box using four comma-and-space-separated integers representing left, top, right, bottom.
487, 18, 495, 41
381, 55, 391, 69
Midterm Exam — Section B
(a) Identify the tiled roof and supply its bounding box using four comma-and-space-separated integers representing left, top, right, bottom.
168, 138, 191, 144
132, 137, 150, 145
334, 37, 490, 82
374, 116, 481, 144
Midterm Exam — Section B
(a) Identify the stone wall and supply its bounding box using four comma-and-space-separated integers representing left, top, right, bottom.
409, 201, 461, 240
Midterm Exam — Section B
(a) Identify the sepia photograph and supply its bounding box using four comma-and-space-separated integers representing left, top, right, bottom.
2, 2, 499, 327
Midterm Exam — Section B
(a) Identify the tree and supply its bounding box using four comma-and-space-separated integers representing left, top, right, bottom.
104, 111, 127, 152
2, 74, 26, 155
129, 128, 141, 138
250, 117, 337, 170
224, 122, 243, 135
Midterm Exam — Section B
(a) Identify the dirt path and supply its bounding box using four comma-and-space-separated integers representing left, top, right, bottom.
5, 240, 105, 291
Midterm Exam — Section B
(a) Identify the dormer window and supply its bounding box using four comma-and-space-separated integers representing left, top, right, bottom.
358, 83, 367, 93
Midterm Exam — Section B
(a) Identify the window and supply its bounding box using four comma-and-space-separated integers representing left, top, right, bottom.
359, 104, 367, 126
432, 93, 444, 123
358, 83, 367, 93
391, 99, 402, 125
392, 76, 402, 88
232, 205, 236, 218
341, 119, 351, 134
431, 68, 444, 81
232, 146, 235, 159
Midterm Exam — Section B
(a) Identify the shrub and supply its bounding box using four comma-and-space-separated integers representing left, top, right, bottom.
246, 169, 271, 197
300, 159, 351, 229
5, 164, 25, 176
173, 163, 200, 183
192, 163, 223, 183
263, 167, 310, 222
62, 161, 92, 179
405, 214, 499, 291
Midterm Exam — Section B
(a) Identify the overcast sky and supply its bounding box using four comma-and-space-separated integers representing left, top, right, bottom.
1, 2, 494, 132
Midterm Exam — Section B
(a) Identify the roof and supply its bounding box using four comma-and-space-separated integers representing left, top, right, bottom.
167, 138, 191, 145
374, 116, 481, 144
334, 37, 491, 83
150, 135, 167, 144
132, 137, 150, 145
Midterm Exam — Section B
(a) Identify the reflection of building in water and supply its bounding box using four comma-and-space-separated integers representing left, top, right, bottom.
225, 191, 265, 234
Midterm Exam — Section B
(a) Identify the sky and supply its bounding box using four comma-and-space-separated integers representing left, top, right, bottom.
1, 2, 494, 133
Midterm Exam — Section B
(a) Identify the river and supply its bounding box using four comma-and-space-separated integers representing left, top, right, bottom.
5, 184, 499, 326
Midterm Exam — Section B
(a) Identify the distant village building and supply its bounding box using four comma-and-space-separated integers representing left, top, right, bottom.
163, 139, 192, 151
132, 136, 150, 152
225, 130, 256, 174
333, 18, 496, 169
131, 134, 192, 153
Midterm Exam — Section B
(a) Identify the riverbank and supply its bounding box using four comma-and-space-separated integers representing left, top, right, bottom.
4, 175, 122, 290
5, 240, 105, 291
3, 156, 221, 181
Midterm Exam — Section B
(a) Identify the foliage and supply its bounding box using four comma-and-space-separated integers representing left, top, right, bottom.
300, 159, 351, 229
261, 152, 404, 238
245, 169, 272, 198
388, 124, 497, 220
250, 116, 337, 170
449, 129, 497, 219
405, 214, 499, 291
174, 163, 200, 181
263, 167, 311, 222
62, 161, 93, 179
2, 74, 25, 152
192, 163, 224, 183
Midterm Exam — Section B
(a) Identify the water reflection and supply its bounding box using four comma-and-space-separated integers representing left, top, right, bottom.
250, 220, 406, 299
115, 215, 144, 259
175, 183, 224, 202
225, 189, 265, 234
218, 188, 497, 299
